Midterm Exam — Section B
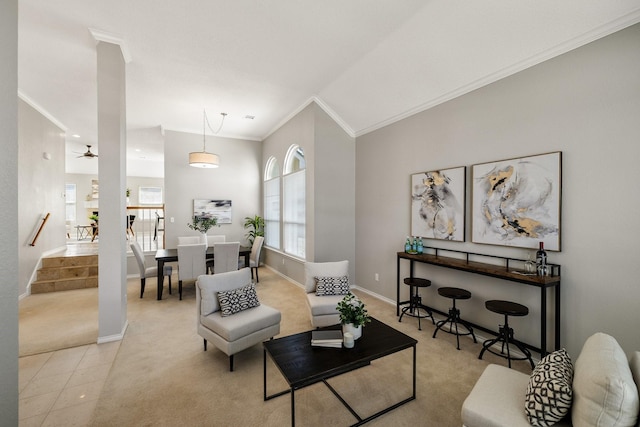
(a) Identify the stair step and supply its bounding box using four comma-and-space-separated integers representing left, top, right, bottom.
37, 265, 98, 281
31, 276, 98, 293
42, 255, 98, 268
34, 253, 99, 293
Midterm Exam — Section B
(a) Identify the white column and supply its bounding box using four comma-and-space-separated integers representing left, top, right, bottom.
0, 0, 19, 422
96, 41, 128, 342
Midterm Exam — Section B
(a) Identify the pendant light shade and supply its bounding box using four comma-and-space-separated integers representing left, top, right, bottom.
189, 110, 225, 168
189, 151, 219, 168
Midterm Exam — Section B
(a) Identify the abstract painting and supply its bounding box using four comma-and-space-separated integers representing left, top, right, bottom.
411, 166, 466, 241
193, 199, 232, 224
471, 152, 561, 250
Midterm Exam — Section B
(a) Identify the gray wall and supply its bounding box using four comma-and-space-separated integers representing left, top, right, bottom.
163, 130, 262, 248
1, 0, 18, 422
18, 99, 66, 297
262, 102, 356, 285
355, 24, 640, 357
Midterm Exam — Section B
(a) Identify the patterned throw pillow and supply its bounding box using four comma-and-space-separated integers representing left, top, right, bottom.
315, 276, 350, 296
525, 348, 574, 426
217, 283, 260, 317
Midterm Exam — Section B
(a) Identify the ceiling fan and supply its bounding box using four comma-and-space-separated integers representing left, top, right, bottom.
75, 145, 98, 158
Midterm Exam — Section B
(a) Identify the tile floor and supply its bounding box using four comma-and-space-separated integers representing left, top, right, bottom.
18, 341, 120, 427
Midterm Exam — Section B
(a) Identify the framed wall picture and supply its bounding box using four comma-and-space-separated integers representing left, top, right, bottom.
193, 199, 232, 224
411, 166, 466, 242
471, 151, 561, 250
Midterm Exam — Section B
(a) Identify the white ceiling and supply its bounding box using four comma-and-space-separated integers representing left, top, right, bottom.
17, 0, 640, 177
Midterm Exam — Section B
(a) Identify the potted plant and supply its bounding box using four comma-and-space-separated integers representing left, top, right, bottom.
243, 215, 264, 245
187, 216, 219, 247
336, 293, 371, 340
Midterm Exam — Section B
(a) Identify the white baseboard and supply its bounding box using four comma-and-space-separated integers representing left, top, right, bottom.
97, 320, 129, 344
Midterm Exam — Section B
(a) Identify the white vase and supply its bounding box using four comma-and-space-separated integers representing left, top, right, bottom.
342, 323, 362, 340
200, 232, 208, 248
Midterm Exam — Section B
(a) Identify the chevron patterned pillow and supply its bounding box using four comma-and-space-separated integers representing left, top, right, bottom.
315, 276, 350, 296
217, 283, 260, 317
525, 348, 574, 426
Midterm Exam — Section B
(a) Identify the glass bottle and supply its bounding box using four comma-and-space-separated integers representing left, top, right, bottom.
411, 237, 417, 252
405, 236, 411, 253
536, 242, 548, 276
417, 237, 423, 254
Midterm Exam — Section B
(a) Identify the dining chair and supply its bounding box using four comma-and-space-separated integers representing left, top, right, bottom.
178, 236, 202, 245
209, 235, 226, 244
126, 214, 136, 238
177, 243, 207, 300
238, 236, 264, 282
154, 212, 165, 241
206, 235, 226, 272
130, 240, 172, 298
213, 242, 240, 274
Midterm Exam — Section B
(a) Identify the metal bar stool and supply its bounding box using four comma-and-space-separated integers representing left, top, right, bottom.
432, 287, 477, 350
478, 300, 535, 369
398, 277, 434, 330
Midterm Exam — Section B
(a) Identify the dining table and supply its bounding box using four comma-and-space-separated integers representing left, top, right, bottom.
154, 245, 252, 300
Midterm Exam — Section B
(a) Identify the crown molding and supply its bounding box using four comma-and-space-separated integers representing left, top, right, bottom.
18, 90, 67, 132
264, 95, 355, 141
355, 9, 640, 137
88, 28, 132, 63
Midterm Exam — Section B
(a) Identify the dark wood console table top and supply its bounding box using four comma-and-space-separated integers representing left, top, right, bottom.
397, 250, 561, 356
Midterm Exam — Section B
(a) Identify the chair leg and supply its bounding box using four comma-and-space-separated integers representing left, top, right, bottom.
229, 355, 234, 372
179, 280, 183, 300
254, 267, 259, 283
140, 278, 145, 298
203, 339, 207, 351
168, 275, 172, 295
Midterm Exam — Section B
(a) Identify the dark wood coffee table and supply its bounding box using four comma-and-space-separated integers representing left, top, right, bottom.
263, 318, 417, 426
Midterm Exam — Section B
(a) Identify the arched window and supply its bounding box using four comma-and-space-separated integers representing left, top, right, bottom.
263, 157, 280, 249
283, 145, 305, 258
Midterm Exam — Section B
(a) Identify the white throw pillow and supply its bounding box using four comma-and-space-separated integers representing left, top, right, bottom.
571, 333, 639, 427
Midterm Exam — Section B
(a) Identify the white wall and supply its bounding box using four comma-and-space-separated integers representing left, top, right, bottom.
163, 130, 262, 248
1, 0, 18, 422
65, 173, 164, 226
262, 102, 356, 285
355, 24, 640, 357
18, 98, 66, 296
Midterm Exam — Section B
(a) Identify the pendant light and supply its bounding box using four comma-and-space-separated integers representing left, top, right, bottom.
189, 110, 226, 168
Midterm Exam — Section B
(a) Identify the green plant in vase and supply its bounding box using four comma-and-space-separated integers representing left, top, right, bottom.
243, 215, 264, 245
187, 216, 218, 233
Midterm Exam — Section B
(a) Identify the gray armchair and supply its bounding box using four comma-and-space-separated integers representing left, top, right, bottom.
196, 268, 281, 371
304, 260, 350, 328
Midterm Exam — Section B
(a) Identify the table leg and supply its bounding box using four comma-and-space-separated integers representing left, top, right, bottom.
541, 287, 547, 357
244, 252, 250, 268
555, 284, 561, 350
412, 344, 417, 399
291, 387, 295, 427
396, 256, 401, 316
157, 259, 165, 300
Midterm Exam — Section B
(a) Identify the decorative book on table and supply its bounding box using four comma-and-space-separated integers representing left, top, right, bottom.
311, 330, 343, 348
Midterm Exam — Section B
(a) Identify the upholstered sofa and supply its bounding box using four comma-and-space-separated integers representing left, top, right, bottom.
462, 333, 640, 427
304, 260, 350, 328
196, 268, 281, 371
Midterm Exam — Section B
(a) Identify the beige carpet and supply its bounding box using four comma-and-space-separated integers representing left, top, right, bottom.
19, 286, 98, 357
21, 267, 532, 426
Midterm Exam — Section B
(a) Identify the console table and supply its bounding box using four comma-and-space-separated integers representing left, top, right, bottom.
397, 248, 561, 356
